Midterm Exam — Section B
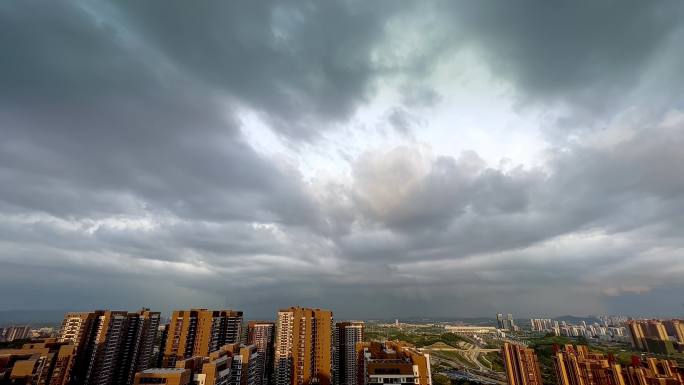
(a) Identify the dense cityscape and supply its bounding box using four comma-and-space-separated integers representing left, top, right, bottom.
1, 309, 682, 385
4, 2, 684, 385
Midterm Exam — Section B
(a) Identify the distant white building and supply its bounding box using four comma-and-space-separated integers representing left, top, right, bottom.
445, 325, 497, 335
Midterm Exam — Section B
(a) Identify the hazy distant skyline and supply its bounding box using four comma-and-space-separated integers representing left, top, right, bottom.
2, 1, 684, 320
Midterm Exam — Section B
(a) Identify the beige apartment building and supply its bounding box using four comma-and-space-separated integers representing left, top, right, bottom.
163, 309, 243, 368
274, 307, 333, 385
502, 342, 543, 385
57, 309, 160, 385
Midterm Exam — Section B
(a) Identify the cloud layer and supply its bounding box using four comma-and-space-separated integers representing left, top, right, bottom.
2, 1, 684, 319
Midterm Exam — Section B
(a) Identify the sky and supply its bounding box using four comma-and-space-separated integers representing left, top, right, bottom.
1, 1, 684, 320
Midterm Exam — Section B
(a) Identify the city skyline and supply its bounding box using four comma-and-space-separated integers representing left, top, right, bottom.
2, 305, 682, 385
3, 1, 684, 318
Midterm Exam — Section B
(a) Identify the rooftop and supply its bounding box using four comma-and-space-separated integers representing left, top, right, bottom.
141, 368, 187, 374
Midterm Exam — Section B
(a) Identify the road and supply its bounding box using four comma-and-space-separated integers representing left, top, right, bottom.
430, 354, 506, 385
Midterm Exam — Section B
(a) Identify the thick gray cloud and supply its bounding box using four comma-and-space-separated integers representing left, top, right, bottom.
1, 0, 684, 320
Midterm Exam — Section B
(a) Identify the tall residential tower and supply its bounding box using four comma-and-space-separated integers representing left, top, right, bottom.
502, 342, 543, 385
58, 309, 160, 385
248, 321, 275, 385
274, 307, 333, 385
162, 309, 243, 367
334, 321, 364, 385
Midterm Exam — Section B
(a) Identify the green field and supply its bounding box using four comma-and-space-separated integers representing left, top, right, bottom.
364, 328, 469, 348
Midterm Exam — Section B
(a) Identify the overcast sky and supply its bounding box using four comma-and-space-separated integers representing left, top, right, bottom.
2, 1, 684, 320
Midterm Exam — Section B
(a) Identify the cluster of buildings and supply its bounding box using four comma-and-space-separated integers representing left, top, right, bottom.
497, 314, 519, 332
0, 326, 59, 343
600, 316, 629, 328
526, 317, 630, 342
0, 338, 77, 385
627, 320, 684, 355
0, 326, 32, 343
555, 321, 628, 343
0, 307, 432, 385
502, 342, 684, 385
529, 319, 555, 333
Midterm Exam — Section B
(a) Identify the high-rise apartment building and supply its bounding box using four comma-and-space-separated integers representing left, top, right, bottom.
664, 320, 684, 345
195, 349, 232, 385
248, 321, 275, 385
57, 309, 160, 385
274, 307, 333, 385
627, 320, 677, 355
334, 321, 364, 385
502, 342, 543, 385
163, 309, 243, 367
623, 357, 684, 385
356, 341, 431, 385
627, 321, 647, 351
551, 345, 683, 385
552, 344, 626, 385
530, 319, 554, 332
224, 343, 259, 385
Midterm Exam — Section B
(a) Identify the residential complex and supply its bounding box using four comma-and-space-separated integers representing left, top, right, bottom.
627, 320, 683, 355
552, 344, 684, 385
0, 338, 76, 385
625, 357, 684, 385
552, 344, 625, 385
57, 309, 161, 385
529, 319, 555, 332
13, 306, 684, 385
274, 307, 333, 385
665, 320, 684, 345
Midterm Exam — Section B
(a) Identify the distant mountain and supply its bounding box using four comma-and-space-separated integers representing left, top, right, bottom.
0, 310, 66, 326
552, 315, 601, 324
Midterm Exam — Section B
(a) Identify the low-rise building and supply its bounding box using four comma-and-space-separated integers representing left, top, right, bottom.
356, 341, 431, 385
0, 338, 77, 385
134, 368, 192, 385
136, 343, 258, 385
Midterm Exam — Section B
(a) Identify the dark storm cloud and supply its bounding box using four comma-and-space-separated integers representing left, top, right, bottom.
440, 1, 684, 108
110, 0, 403, 140
1, 0, 684, 318
0, 1, 321, 226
